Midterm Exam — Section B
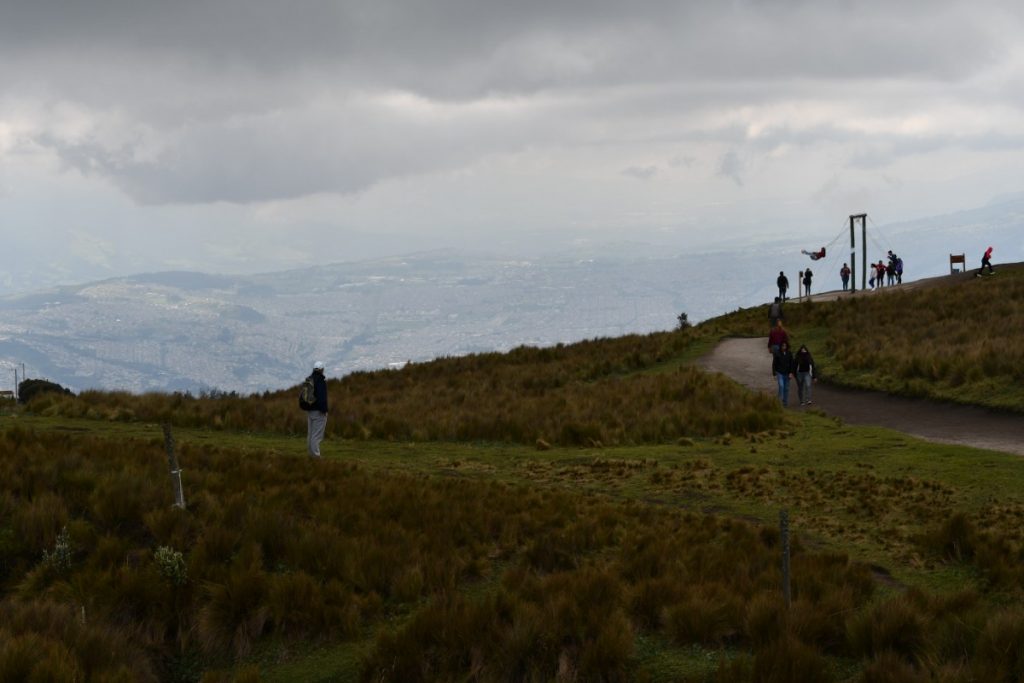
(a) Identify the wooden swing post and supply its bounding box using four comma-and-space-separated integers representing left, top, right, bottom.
849, 214, 867, 292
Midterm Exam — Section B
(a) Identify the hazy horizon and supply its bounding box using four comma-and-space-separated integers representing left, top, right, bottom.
3, 1, 1023, 294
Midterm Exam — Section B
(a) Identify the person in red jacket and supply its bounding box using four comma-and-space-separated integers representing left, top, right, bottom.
767, 321, 789, 355
980, 246, 995, 275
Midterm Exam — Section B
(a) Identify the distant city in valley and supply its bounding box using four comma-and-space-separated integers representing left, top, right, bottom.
2, 196, 1022, 394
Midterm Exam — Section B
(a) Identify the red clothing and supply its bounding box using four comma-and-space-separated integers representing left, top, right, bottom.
985, 247, 993, 259
768, 328, 789, 349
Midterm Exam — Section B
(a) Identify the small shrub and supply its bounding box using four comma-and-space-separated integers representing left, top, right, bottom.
41, 525, 73, 575
154, 546, 188, 586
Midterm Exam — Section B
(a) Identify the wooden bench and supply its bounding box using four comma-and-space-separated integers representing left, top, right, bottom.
949, 253, 966, 274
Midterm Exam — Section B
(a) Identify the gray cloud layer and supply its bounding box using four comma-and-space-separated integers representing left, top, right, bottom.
1, 0, 1023, 251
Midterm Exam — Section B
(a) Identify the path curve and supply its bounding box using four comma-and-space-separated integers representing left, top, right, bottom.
699, 337, 1024, 456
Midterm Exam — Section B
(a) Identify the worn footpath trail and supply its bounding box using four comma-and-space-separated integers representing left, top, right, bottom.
700, 337, 1024, 456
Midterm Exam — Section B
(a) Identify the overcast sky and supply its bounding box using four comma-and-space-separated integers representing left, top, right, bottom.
2, 0, 1023, 291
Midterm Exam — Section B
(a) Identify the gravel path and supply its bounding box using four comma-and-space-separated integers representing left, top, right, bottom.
699, 337, 1024, 456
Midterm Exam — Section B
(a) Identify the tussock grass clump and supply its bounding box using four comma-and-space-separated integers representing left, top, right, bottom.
972, 607, 1024, 681
846, 595, 929, 664
920, 510, 1024, 588
0, 600, 158, 682
751, 635, 835, 683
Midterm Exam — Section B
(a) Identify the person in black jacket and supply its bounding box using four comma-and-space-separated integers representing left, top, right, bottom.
306, 361, 329, 458
777, 272, 789, 302
771, 341, 795, 407
794, 344, 816, 406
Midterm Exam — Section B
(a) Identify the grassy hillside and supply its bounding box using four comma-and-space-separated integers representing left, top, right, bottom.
4, 415, 1024, 682
4, 266, 1024, 680
767, 263, 1024, 412
26, 329, 782, 446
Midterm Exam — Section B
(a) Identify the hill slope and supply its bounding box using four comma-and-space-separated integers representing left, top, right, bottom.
6, 260, 1024, 681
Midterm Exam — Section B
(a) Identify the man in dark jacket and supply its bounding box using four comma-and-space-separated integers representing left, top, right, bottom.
777, 272, 789, 301
306, 361, 329, 458
772, 341, 795, 407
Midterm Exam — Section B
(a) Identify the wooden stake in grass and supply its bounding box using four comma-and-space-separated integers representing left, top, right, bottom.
780, 509, 791, 609
162, 423, 186, 509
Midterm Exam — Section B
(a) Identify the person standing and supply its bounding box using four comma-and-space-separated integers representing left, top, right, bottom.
794, 344, 816, 406
305, 361, 329, 458
980, 246, 995, 275
802, 268, 813, 298
777, 271, 789, 302
895, 257, 903, 284
874, 260, 886, 289
798, 270, 804, 299
840, 263, 851, 291
769, 297, 784, 329
772, 341, 795, 407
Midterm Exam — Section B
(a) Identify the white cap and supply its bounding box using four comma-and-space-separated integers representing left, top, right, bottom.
313, 361, 325, 371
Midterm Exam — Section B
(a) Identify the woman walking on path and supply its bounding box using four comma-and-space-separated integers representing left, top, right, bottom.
794, 344, 816, 406
772, 341, 795, 407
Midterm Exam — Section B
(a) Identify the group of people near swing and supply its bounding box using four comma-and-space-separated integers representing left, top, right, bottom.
781, 250, 906, 299
766, 245, 996, 408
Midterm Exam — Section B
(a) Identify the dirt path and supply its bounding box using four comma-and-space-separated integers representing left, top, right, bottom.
699, 337, 1024, 456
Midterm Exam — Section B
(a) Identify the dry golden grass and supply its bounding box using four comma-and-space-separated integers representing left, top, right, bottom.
26, 329, 785, 445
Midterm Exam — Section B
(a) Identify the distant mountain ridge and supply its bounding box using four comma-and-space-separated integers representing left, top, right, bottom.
2, 195, 1022, 394
1, 250, 754, 394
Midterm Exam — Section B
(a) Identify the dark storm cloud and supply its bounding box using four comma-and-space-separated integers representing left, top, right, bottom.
3, 0, 1012, 94
2, 0, 1022, 204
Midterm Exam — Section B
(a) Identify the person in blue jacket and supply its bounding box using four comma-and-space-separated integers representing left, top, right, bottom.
306, 361, 329, 458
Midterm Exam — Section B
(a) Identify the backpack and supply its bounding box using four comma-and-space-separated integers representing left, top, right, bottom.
298, 376, 317, 410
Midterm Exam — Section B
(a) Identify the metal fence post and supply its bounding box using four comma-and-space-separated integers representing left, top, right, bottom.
162, 423, 186, 509
780, 509, 791, 608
